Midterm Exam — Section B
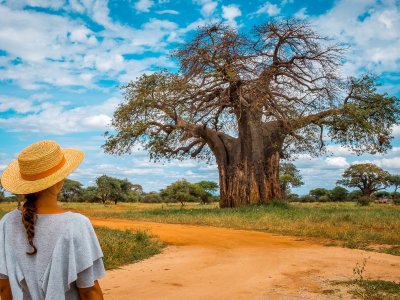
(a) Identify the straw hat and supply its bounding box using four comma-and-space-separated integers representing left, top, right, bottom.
0, 140, 84, 194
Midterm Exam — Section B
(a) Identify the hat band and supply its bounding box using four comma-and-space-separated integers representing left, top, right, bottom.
20, 156, 66, 181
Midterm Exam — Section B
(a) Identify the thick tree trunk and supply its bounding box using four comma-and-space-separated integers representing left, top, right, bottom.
216, 110, 282, 208
218, 152, 281, 207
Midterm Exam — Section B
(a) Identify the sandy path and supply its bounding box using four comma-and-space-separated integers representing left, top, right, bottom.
91, 218, 400, 299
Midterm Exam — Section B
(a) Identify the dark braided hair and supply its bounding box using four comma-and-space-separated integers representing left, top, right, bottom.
21, 193, 38, 255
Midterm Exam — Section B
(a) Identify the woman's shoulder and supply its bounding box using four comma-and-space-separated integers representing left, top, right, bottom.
0, 208, 21, 225
65, 212, 92, 227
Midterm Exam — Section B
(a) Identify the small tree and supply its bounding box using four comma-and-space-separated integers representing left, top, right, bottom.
329, 186, 349, 201
195, 181, 219, 204
160, 179, 202, 206
60, 179, 83, 202
81, 186, 100, 203
388, 175, 400, 200
279, 163, 304, 199
337, 163, 390, 199
309, 188, 330, 201
96, 175, 121, 205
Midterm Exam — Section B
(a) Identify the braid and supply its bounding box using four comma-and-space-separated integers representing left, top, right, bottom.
22, 194, 38, 255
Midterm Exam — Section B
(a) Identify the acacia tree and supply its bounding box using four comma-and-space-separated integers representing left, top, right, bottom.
388, 175, 400, 199
337, 163, 390, 198
279, 163, 304, 198
104, 20, 399, 207
61, 179, 83, 202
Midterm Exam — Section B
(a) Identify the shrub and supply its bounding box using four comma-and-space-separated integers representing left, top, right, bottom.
300, 195, 316, 202
348, 190, 363, 201
140, 192, 162, 203
357, 197, 370, 206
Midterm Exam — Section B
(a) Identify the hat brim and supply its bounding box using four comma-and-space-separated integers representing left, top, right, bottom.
1, 148, 84, 195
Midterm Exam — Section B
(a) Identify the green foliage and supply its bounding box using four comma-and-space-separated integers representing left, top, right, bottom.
279, 163, 304, 198
357, 197, 370, 206
160, 179, 201, 205
348, 190, 363, 201
373, 191, 391, 199
95, 175, 142, 204
300, 195, 316, 202
95, 227, 164, 270
194, 181, 219, 204
287, 193, 300, 202
160, 179, 219, 205
338, 163, 390, 197
329, 186, 349, 201
140, 192, 163, 203
336, 258, 400, 299
309, 188, 330, 200
60, 179, 83, 202
81, 186, 100, 203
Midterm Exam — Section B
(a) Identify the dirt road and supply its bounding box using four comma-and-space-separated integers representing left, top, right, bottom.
91, 218, 400, 299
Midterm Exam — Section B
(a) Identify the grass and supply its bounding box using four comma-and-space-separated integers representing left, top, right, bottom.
94, 227, 164, 270
1, 201, 399, 255
333, 257, 400, 299
335, 279, 400, 299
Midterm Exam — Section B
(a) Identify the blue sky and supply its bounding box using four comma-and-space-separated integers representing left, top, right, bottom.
0, 0, 399, 195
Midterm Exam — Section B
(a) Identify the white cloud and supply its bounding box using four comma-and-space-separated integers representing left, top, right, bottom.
134, 0, 154, 13
222, 4, 242, 27
194, 0, 218, 17
0, 4, 182, 90
156, 9, 179, 15
0, 95, 38, 114
313, 0, 400, 78
256, 2, 281, 16
294, 7, 307, 19
325, 157, 349, 168
0, 97, 121, 134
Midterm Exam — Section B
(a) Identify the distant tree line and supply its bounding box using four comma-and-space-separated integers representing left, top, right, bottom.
288, 163, 400, 205
1, 162, 398, 207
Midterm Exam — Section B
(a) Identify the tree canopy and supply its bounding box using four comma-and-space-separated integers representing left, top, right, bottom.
279, 163, 304, 198
337, 163, 390, 197
104, 19, 399, 207
60, 179, 83, 202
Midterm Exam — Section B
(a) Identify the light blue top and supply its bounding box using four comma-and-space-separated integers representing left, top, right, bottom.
0, 209, 106, 300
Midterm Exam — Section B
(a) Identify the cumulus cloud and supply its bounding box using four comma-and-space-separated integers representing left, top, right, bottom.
134, 0, 154, 13
312, 0, 400, 79
194, 0, 218, 17
0, 4, 181, 90
156, 9, 179, 15
255, 2, 281, 16
222, 4, 242, 27
0, 97, 121, 134
325, 157, 349, 168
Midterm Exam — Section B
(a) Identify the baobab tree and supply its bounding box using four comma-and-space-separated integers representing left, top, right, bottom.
104, 20, 399, 207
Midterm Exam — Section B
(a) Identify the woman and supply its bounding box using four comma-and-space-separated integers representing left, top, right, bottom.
0, 140, 105, 300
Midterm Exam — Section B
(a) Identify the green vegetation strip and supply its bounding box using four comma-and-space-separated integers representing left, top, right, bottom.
94, 227, 164, 270
72, 202, 400, 255
1, 202, 400, 255
335, 280, 400, 300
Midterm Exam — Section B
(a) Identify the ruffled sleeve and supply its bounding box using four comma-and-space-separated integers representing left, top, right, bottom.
40, 214, 105, 299
0, 216, 9, 279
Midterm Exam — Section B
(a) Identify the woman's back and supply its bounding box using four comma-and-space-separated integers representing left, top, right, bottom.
0, 209, 105, 300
